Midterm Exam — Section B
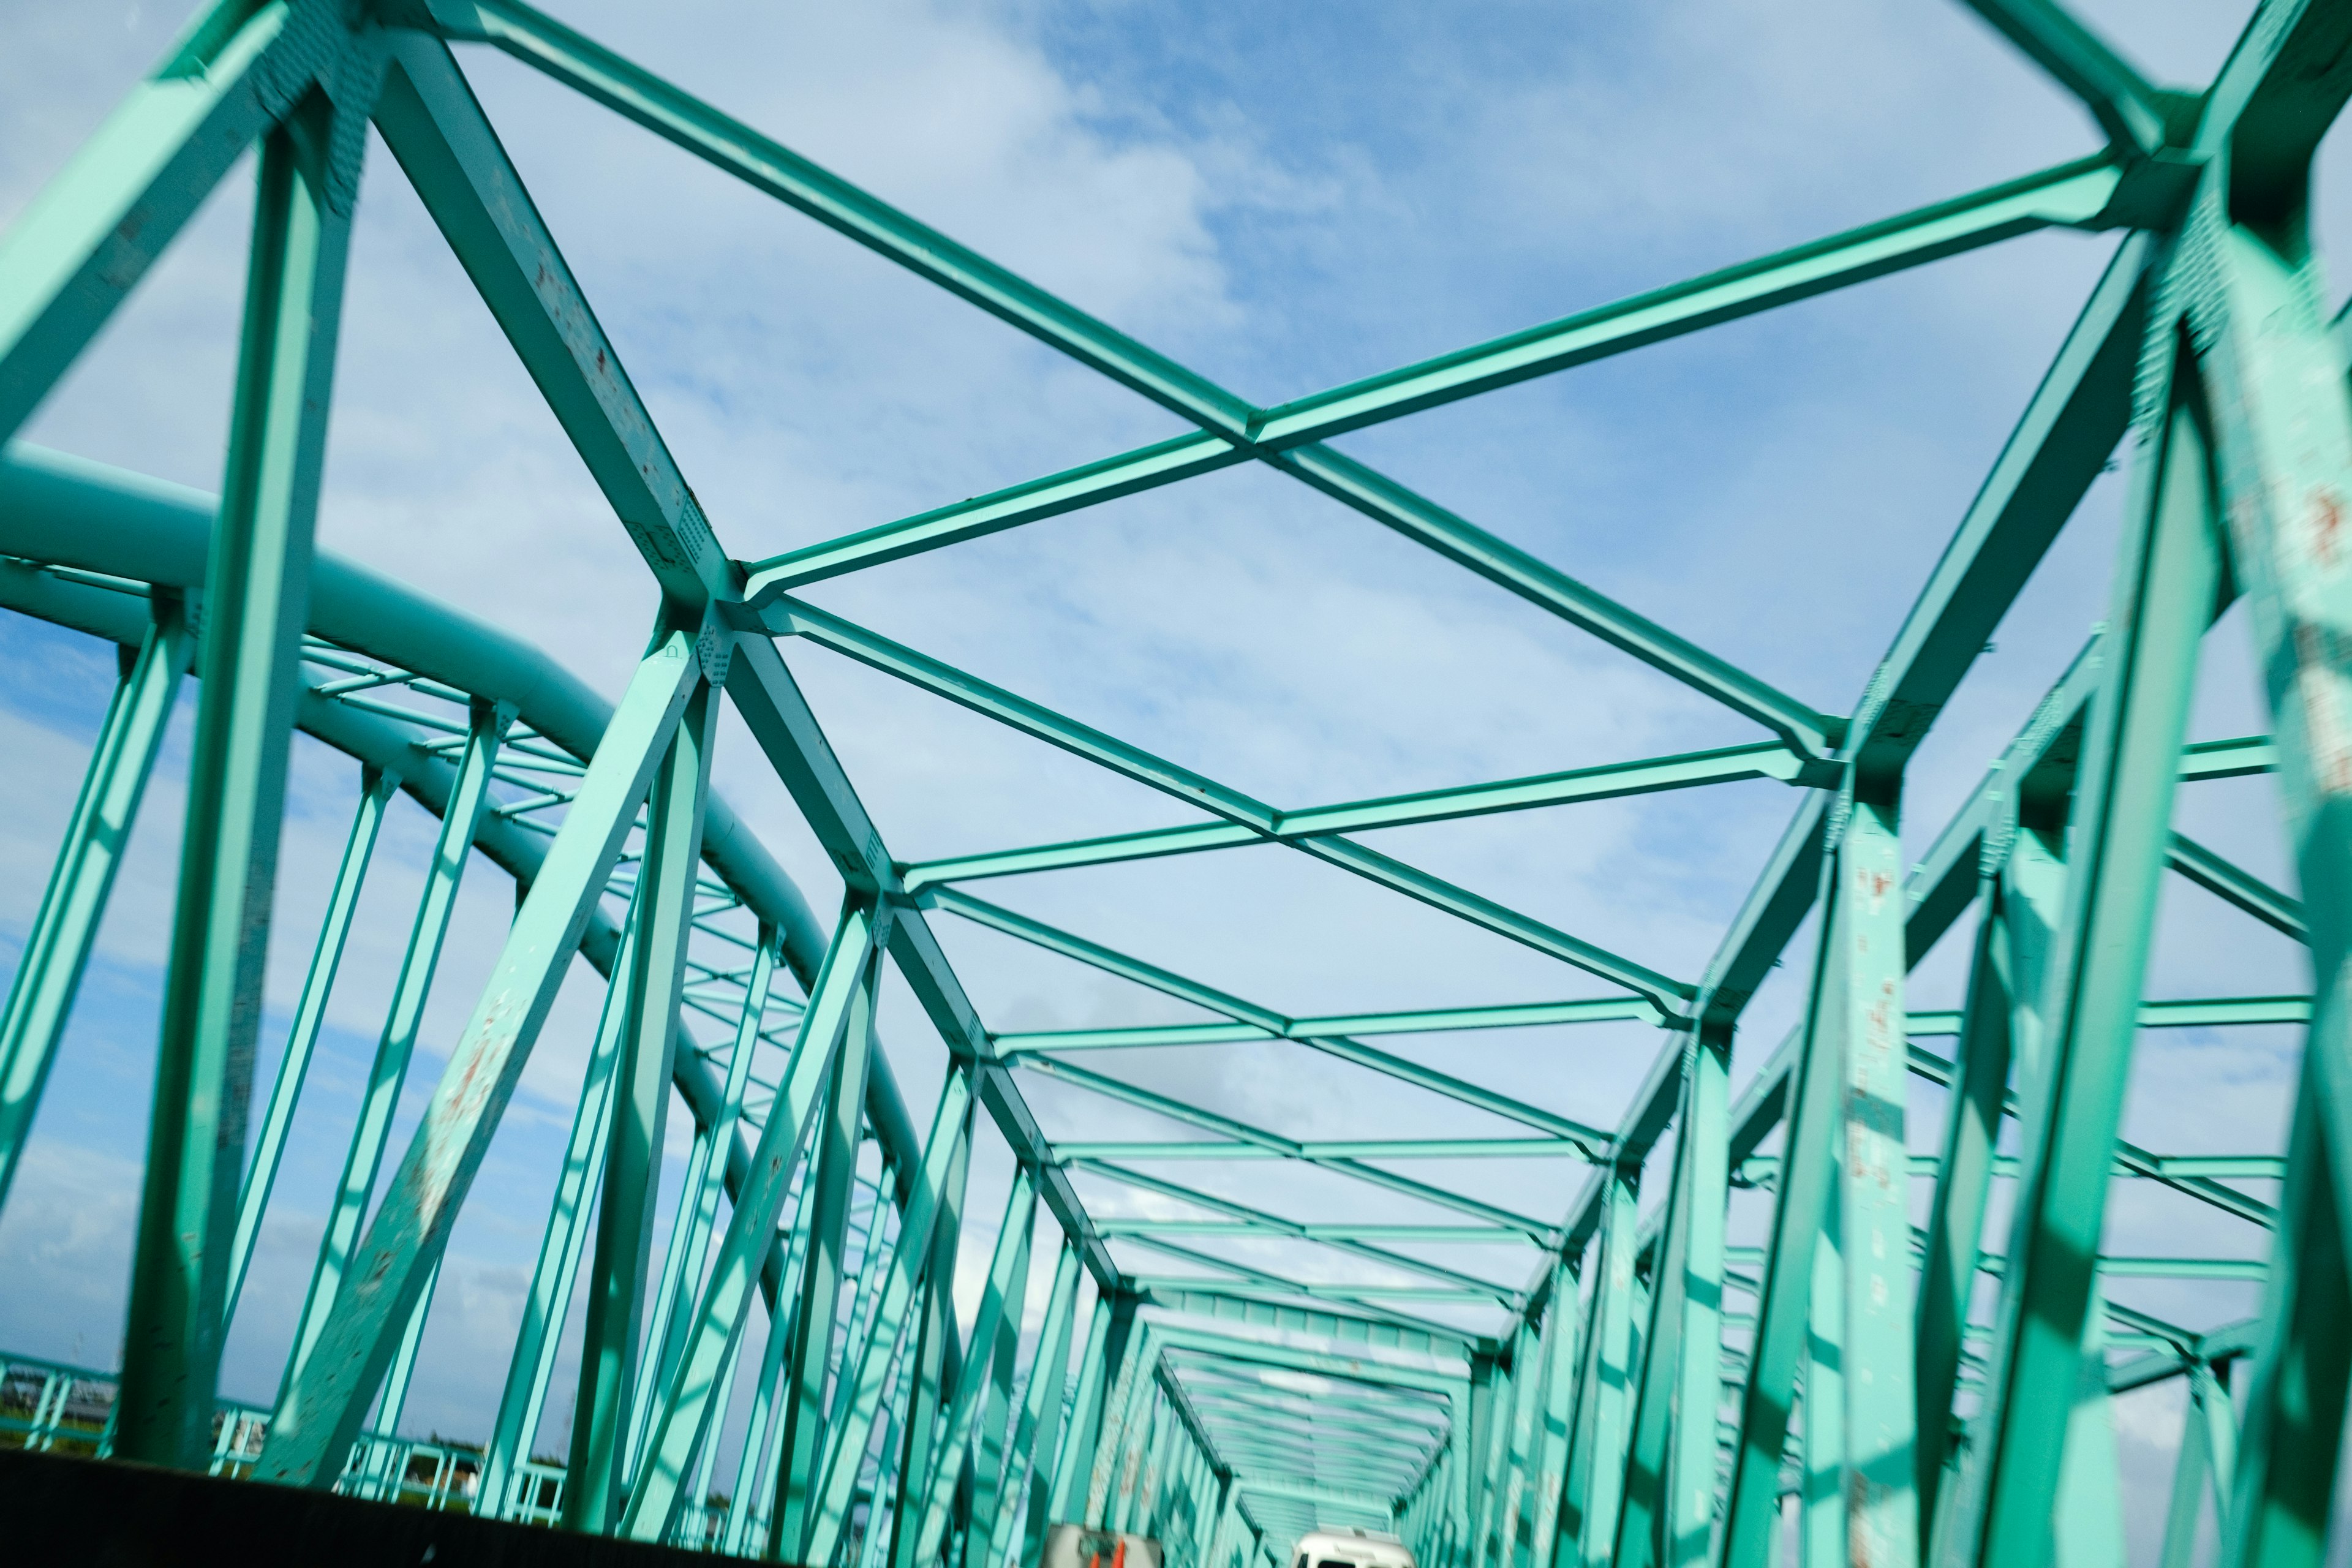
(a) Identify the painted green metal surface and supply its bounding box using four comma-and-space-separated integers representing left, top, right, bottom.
7, 1, 2352, 1563
277, 698, 508, 1405
120, 81, 363, 1469
224, 760, 396, 1326
0, 601, 190, 1215
567, 676, 715, 1531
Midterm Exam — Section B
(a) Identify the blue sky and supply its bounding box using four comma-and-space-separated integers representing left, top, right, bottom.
0, 0, 2332, 1553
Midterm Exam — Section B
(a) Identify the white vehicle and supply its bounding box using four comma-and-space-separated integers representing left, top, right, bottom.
1292, 1528, 1415, 1568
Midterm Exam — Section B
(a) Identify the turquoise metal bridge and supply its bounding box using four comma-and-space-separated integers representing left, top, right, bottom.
0, 2, 2349, 1566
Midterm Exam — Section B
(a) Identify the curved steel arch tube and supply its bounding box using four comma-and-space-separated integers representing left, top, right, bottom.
0, 442, 921, 1171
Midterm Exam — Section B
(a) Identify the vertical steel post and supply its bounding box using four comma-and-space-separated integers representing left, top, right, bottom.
255, 628, 701, 1487
1664, 1030, 1729, 1568
914, 1170, 1043, 1564
725, 1182, 818, 1558
1498, 1283, 1564, 1568
1086, 1319, 1153, 1527
991, 1243, 1081, 1568
1945, 328, 2217, 1568
1830, 796, 1917, 1568
767, 954, 881, 1558
478, 895, 639, 1517
1044, 1295, 1112, 1532
627, 927, 777, 1482
777, 1070, 978, 1564
0, 599, 190, 1215
2156, 1367, 2214, 1568
2188, 1361, 2233, 1549
566, 676, 718, 1531
1560, 1167, 1636, 1568
118, 87, 362, 1468
1800, 1212, 1844, 1568
369, 1254, 438, 1471
225, 762, 399, 1326
625, 896, 882, 1537
1723, 783, 1916, 1568
1912, 871, 2016, 1533
1526, 1257, 1586, 1568
2049, 1287, 2124, 1568
964, 1200, 1038, 1568
278, 698, 508, 1403
1491, 1315, 1545, 1568
2196, 137, 2352, 1567
1123, 1396, 1170, 1536
888, 1140, 974, 1568
1617, 1039, 1706, 1568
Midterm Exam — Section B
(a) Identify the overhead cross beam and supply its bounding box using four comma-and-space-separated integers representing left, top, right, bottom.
5, 1, 2351, 1565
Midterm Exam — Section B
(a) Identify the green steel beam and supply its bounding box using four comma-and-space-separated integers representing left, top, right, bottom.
1152, 1326, 1463, 1399
1526, 1257, 1587, 1568
901, 743, 1806, 895
1182, 1403, 1440, 1453
0, 0, 337, 443
1943, 309, 2220, 1568
1084, 1323, 1156, 1527
1055, 1139, 1588, 1161
911, 1168, 1041, 1566
1140, 1286, 1476, 1361
371, 31, 731, 606
118, 85, 364, 1470
1099, 1221, 1515, 1243
1844, 235, 2148, 788
1615, 1030, 1728, 1568
1079, 1159, 1532, 1294
1561, 1168, 1638, 1568
0, 450, 934, 1183
886, 1128, 972, 1568
739, 1071, 975, 1559
774, 597, 1273, 832
223, 759, 394, 1327
625, 926, 777, 1485
1243, 157, 2124, 449
254, 627, 699, 1486
996, 997, 1664, 1054
2167, 829, 2308, 941
1125, 1250, 1500, 1330
796, 619, 1686, 1006
276, 698, 508, 1406
1719, 790, 1910, 1568
623, 895, 883, 1534
721, 631, 1119, 1292
1903, 994, 2312, 1033
1176, 1366, 1450, 1422
1913, 840, 2038, 1532
925, 886, 1283, 1031
766, 948, 881, 1559
2188, 15, 2352, 1554
1024, 1055, 1556, 1235
1955, 1, 2170, 155
565, 677, 715, 1531
477, 891, 639, 1517
0, 600, 191, 1215
934, 889, 1616, 1144
1042, 1298, 1114, 1532
1001, 1240, 1084, 1568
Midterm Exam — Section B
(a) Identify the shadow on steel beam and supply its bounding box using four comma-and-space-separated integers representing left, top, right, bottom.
0, 1445, 800, 1567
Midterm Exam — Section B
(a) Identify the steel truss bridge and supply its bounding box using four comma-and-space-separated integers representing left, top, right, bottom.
0, 1, 2347, 1566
